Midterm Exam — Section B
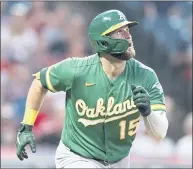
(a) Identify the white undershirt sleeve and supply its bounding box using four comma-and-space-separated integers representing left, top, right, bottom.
143, 111, 169, 140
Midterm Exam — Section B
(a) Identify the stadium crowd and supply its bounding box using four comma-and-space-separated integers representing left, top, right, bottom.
1, 1, 192, 166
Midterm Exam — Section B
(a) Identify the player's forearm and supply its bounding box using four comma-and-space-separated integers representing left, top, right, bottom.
143, 111, 169, 140
22, 79, 48, 125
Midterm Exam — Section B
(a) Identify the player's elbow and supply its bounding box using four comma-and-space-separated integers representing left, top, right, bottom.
152, 128, 167, 140
146, 127, 167, 140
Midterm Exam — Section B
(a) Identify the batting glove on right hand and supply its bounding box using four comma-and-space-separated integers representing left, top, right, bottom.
16, 123, 36, 161
131, 84, 151, 116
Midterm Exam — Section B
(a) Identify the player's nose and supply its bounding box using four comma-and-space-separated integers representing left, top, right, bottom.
125, 33, 131, 40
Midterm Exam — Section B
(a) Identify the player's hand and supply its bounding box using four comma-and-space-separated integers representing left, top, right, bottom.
16, 123, 36, 161
131, 84, 151, 116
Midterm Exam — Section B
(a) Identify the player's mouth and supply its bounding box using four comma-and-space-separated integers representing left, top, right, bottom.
126, 37, 132, 47
128, 41, 133, 48
127, 40, 132, 47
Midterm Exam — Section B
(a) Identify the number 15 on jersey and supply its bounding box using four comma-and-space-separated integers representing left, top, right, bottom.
119, 117, 140, 140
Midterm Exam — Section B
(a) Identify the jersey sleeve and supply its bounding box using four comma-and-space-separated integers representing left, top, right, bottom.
33, 58, 74, 92
144, 70, 166, 112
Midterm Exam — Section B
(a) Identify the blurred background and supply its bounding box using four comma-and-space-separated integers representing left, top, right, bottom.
1, 1, 192, 168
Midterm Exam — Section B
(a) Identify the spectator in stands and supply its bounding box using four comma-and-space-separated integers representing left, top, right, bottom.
141, 2, 158, 33
1, 3, 38, 63
165, 95, 184, 142
175, 112, 192, 162
1, 103, 17, 146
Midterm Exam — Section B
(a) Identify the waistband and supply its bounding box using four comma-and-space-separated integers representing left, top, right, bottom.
60, 141, 113, 166
69, 147, 111, 166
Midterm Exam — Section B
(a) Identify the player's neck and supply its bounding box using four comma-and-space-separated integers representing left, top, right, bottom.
100, 54, 126, 80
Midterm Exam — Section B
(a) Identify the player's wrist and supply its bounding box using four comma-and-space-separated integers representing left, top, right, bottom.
22, 106, 39, 126
139, 104, 151, 116
141, 109, 151, 116
18, 123, 33, 132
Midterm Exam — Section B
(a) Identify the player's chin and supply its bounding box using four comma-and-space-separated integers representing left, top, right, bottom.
124, 47, 136, 60
114, 47, 135, 60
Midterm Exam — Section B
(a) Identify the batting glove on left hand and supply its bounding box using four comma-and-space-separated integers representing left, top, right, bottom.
131, 84, 151, 116
16, 123, 36, 161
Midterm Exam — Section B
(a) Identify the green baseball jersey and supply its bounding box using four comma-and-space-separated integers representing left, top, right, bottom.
36, 54, 166, 162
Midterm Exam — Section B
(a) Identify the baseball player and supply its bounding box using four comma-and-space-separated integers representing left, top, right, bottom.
16, 10, 169, 168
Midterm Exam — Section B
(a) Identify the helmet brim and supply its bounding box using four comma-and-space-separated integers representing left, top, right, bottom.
101, 21, 138, 35
128, 21, 138, 28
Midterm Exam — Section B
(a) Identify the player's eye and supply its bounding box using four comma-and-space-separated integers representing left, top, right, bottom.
116, 28, 129, 35
125, 28, 129, 32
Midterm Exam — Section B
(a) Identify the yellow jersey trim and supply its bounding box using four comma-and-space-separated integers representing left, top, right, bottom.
46, 66, 56, 92
151, 104, 166, 111
32, 72, 40, 80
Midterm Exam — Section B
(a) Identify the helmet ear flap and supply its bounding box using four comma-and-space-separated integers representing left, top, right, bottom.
94, 39, 110, 52
90, 35, 128, 54
100, 41, 108, 48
